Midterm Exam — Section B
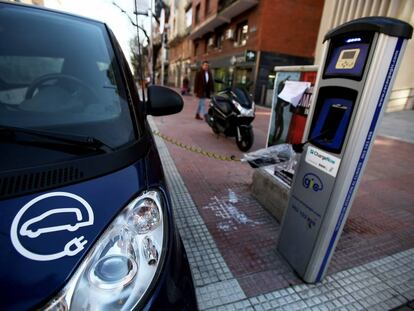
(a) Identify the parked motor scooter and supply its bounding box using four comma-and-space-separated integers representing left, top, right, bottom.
205, 80, 255, 151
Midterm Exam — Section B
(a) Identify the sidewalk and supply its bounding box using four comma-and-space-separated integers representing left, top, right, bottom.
378, 110, 414, 144
150, 94, 414, 310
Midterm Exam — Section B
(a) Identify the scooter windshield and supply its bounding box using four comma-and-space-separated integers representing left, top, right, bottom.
232, 88, 253, 108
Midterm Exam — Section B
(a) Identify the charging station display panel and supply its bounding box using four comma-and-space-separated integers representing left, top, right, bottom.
309, 87, 358, 154
324, 33, 374, 80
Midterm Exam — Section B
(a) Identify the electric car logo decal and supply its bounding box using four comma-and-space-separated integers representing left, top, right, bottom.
303, 173, 323, 192
305, 146, 341, 177
11, 192, 94, 261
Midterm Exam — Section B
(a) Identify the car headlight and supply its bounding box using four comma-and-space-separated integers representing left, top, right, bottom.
44, 190, 165, 311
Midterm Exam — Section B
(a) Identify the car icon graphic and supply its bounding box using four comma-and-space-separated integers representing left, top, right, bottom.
303, 173, 324, 192
19, 208, 93, 238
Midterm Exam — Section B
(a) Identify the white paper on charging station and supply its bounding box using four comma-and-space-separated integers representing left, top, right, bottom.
278, 81, 311, 107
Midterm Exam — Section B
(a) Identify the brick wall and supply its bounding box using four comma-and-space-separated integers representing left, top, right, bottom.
192, 6, 260, 62
258, 0, 324, 58
170, 38, 192, 63
192, 0, 219, 26
190, 0, 323, 62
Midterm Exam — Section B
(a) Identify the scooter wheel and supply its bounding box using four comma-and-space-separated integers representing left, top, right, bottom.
236, 128, 254, 152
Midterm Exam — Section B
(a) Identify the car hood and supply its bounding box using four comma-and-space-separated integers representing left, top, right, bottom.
0, 160, 147, 311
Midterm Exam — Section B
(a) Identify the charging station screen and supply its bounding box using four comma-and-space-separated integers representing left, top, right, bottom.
323, 33, 373, 80
324, 43, 369, 78
309, 87, 357, 154
320, 104, 347, 142
335, 49, 360, 69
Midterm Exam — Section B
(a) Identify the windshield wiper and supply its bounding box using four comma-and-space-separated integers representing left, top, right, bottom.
0, 125, 113, 152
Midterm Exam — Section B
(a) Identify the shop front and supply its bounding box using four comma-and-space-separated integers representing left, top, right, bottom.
208, 51, 256, 94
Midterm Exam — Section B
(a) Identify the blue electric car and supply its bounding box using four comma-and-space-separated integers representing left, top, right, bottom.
0, 2, 197, 310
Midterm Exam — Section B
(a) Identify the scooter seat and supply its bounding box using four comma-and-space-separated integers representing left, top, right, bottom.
214, 96, 232, 114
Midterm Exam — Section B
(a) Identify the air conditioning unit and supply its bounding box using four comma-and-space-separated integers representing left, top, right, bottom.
208, 37, 214, 46
225, 28, 235, 40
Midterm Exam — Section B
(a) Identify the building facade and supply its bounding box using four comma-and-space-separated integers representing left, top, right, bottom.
167, 0, 193, 89
188, 0, 324, 105
314, 0, 414, 112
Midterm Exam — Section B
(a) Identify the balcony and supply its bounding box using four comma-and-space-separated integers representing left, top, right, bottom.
189, 0, 258, 39
218, 0, 240, 12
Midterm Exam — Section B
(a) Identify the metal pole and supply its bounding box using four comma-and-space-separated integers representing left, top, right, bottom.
149, 0, 154, 84
160, 33, 165, 86
133, 0, 146, 102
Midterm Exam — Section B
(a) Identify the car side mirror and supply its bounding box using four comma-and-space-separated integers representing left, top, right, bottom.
147, 85, 183, 116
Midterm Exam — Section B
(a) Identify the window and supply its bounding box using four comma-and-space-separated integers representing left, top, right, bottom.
205, 0, 211, 16
234, 68, 252, 86
195, 4, 200, 24
185, 7, 192, 28
218, 0, 230, 11
194, 42, 199, 56
206, 35, 215, 52
204, 36, 209, 53
215, 32, 223, 49
0, 57, 64, 87
0, 5, 135, 150
236, 21, 249, 46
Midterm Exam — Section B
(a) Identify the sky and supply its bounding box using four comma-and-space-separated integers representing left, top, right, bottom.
43, 0, 152, 67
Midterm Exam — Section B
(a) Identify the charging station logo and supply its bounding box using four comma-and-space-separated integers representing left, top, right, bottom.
303, 173, 324, 192
309, 149, 335, 164
306, 146, 341, 177
10, 192, 94, 261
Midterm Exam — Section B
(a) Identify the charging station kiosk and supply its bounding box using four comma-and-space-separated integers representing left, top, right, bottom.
277, 17, 412, 283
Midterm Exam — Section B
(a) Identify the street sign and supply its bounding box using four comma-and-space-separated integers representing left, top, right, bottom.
135, 0, 149, 12
245, 50, 256, 62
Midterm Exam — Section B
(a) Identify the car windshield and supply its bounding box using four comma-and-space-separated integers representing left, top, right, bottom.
0, 5, 136, 150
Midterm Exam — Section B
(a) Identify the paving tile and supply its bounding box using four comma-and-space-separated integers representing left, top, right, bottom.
249, 290, 302, 310
362, 248, 414, 301
378, 111, 414, 144
205, 299, 254, 311
180, 223, 233, 286
196, 279, 247, 310
292, 279, 355, 309
339, 268, 408, 310
238, 269, 298, 297
331, 301, 365, 311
